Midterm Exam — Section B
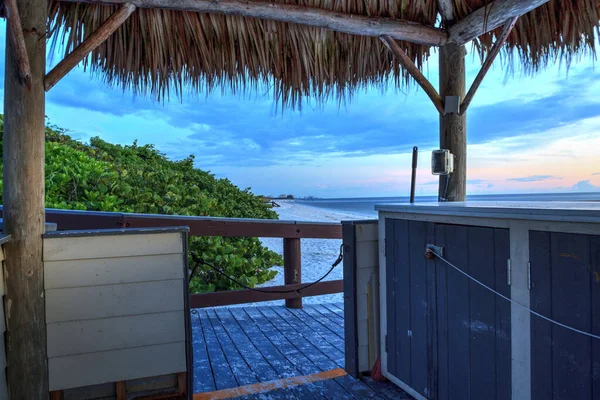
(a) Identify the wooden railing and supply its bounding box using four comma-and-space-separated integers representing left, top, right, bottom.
3, 208, 344, 308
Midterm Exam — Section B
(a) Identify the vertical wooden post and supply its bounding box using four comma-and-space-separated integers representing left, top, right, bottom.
3, 0, 48, 397
438, 43, 467, 202
283, 238, 302, 309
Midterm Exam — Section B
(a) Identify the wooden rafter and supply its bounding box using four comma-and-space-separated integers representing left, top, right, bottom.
5, 0, 31, 87
381, 35, 445, 115
460, 16, 518, 113
437, 0, 454, 23
58, 0, 448, 47
45, 3, 136, 91
449, 0, 548, 45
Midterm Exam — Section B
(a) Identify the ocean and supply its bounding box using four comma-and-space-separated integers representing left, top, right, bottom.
295, 192, 600, 218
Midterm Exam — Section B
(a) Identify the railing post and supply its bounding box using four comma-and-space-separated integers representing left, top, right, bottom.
283, 238, 302, 309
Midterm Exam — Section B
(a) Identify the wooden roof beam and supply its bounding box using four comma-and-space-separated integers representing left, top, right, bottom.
45, 3, 136, 91
460, 16, 518, 113
449, 0, 548, 45
58, 0, 448, 47
4, 0, 32, 87
381, 36, 445, 115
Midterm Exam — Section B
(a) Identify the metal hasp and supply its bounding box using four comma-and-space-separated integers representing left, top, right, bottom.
424, 244, 444, 259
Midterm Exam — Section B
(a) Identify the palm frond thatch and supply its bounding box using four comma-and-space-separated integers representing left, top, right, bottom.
48, 0, 600, 108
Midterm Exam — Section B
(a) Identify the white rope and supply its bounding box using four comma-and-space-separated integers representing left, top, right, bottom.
427, 249, 600, 341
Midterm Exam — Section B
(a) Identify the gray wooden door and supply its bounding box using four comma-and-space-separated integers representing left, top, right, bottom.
385, 219, 511, 399
529, 231, 600, 400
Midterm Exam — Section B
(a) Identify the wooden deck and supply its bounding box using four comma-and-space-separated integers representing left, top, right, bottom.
191, 303, 412, 399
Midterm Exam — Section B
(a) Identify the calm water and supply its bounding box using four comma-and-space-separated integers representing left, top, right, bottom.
296, 192, 600, 218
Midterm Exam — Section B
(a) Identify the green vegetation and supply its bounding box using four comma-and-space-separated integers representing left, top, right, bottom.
0, 115, 281, 293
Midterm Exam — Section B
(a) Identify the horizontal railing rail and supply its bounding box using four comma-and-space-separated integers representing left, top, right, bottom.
0, 207, 344, 308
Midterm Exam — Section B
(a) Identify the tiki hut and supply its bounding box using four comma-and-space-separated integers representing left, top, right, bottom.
1, 0, 599, 397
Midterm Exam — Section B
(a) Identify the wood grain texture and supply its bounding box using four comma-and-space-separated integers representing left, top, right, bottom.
43, 232, 183, 261
449, 0, 548, 44
47, 311, 185, 357
44, 253, 184, 289
438, 43, 466, 201
4, 0, 31, 86
48, 342, 186, 391
283, 238, 302, 309
57, 0, 448, 46
460, 17, 518, 113
3, 0, 48, 394
45, 279, 184, 323
45, 3, 136, 91
381, 36, 444, 115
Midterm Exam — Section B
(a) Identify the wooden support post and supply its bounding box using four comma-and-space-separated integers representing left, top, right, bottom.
380, 36, 445, 115
438, 43, 467, 202
460, 17, 518, 113
45, 3, 136, 91
177, 372, 187, 395
3, 0, 48, 397
4, 0, 31, 86
283, 238, 302, 309
50, 391, 65, 400
116, 381, 126, 400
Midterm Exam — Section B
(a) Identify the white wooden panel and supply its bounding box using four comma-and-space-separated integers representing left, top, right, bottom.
44, 232, 183, 262
356, 241, 378, 269
48, 342, 186, 391
47, 311, 185, 357
46, 280, 184, 323
44, 254, 184, 289
356, 223, 378, 242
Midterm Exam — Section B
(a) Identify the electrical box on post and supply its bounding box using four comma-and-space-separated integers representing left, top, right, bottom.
431, 150, 454, 175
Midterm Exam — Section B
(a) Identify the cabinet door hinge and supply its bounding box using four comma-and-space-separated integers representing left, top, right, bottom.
384, 238, 387, 257
385, 335, 388, 353
507, 259, 511, 286
527, 261, 532, 290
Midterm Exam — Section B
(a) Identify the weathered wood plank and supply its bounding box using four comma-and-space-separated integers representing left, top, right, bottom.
297, 306, 344, 340
45, 280, 184, 323
449, 0, 548, 45
190, 310, 216, 393
212, 309, 279, 382
196, 310, 238, 390
392, 219, 410, 384
493, 228, 512, 400
47, 311, 185, 357
58, 0, 448, 46
435, 224, 449, 400
45, 3, 136, 91
48, 342, 186, 391
591, 236, 600, 399
205, 309, 259, 386
385, 219, 397, 378
43, 232, 183, 261
312, 304, 344, 327
44, 253, 184, 289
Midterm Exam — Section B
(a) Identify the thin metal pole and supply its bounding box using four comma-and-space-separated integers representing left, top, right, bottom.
410, 146, 418, 203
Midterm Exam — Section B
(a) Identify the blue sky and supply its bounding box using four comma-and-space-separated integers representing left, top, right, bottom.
1, 21, 599, 198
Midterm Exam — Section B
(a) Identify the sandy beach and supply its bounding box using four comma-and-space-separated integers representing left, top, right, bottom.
257, 200, 373, 305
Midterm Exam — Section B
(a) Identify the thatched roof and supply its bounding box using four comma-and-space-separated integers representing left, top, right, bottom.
47, 0, 600, 108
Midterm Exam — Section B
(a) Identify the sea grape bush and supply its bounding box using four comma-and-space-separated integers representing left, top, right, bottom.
0, 115, 281, 293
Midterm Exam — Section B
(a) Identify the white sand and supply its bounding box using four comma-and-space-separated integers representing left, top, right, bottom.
257, 200, 373, 305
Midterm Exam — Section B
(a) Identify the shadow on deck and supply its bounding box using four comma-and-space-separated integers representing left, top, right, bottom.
191, 303, 412, 399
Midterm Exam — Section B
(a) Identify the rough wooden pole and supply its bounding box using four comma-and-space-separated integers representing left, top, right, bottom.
3, 0, 48, 398
380, 36, 444, 115
460, 17, 518, 113
4, 0, 31, 86
283, 238, 302, 309
45, 3, 137, 91
438, 43, 467, 202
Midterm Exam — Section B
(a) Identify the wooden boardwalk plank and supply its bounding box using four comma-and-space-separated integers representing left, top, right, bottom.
226, 308, 323, 399
213, 309, 280, 383
271, 306, 345, 358
297, 306, 345, 339
321, 303, 345, 317
274, 307, 345, 353
197, 310, 238, 390
190, 310, 216, 393
312, 304, 345, 326
206, 310, 259, 386
245, 307, 354, 400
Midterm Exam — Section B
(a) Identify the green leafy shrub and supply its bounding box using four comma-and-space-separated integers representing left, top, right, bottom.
0, 115, 281, 292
